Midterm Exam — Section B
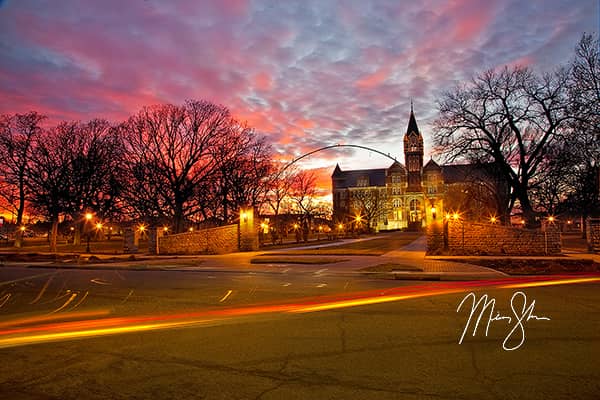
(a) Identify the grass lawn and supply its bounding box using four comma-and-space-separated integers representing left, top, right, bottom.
0, 237, 132, 255
453, 258, 600, 275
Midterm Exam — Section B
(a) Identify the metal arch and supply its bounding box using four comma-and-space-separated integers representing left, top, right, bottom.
280, 144, 399, 174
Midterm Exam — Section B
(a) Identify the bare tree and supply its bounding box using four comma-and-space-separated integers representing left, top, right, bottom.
434, 66, 571, 226
122, 100, 231, 232
290, 170, 319, 220
0, 111, 45, 246
63, 119, 125, 243
350, 188, 388, 232
205, 125, 272, 224
27, 123, 74, 252
561, 33, 600, 224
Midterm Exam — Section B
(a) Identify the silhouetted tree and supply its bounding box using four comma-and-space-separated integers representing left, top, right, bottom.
290, 170, 319, 222
434, 65, 571, 227
0, 111, 45, 246
62, 119, 125, 243
122, 100, 235, 232
203, 125, 271, 224
27, 123, 74, 252
561, 33, 600, 225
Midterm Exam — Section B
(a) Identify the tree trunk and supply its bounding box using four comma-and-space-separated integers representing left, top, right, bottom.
74, 220, 82, 245
174, 203, 184, 233
49, 217, 59, 253
14, 176, 25, 248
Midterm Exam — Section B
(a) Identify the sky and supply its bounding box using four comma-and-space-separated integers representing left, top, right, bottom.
0, 0, 598, 193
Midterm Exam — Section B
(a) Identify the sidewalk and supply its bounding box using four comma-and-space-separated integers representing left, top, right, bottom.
7, 235, 577, 281
380, 236, 507, 280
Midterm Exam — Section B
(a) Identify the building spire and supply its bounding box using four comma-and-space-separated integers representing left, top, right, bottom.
406, 102, 420, 136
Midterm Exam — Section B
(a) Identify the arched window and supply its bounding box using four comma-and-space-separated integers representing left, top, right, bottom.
409, 199, 422, 222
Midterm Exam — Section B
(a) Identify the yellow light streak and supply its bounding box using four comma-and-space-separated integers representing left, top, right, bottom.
219, 290, 233, 302
289, 289, 464, 313
0, 319, 212, 349
500, 277, 600, 289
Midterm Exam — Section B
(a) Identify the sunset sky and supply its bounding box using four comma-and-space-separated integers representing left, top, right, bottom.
0, 0, 597, 193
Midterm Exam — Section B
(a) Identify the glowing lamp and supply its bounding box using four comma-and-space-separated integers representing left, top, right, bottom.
85, 213, 93, 221
490, 217, 497, 223
95, 222, 103, 230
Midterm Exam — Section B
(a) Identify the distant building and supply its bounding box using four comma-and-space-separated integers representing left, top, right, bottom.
332, 107, 506, 231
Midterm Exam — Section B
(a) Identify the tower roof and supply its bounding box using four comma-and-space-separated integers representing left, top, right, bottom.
423, 158, 441, 171
406, 107, 420, 136
332, 163, 343, 177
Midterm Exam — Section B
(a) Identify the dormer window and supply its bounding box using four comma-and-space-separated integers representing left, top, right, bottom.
357, 176, 369, 187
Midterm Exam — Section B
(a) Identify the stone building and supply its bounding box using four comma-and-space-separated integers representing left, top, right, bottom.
331, 107, 505, 231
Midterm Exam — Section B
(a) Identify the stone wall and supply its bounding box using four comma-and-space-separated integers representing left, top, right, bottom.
587, 217, 600, 253
428, 219, 561, 255
158, 224, 239, 255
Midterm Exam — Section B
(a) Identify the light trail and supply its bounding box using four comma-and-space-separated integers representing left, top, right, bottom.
0, 274, 597, 349
219, 290, 233, 302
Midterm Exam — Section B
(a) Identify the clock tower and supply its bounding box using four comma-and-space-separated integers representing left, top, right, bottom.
403, 104, 424, 192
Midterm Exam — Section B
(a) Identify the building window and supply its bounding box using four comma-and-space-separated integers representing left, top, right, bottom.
392, 198, 402, 208
409, 199, 422, 222
357, 176, 369, 187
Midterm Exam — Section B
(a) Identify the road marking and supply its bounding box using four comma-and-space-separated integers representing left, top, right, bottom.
316, 283, 327, 288
282, 283, 291, 287
121, 289, 134, 303
219, 290, 233, 302
0, 271, 58, 287
30, 276, 54, 304
314, 268, 328, 276
50, 293, 78, 314
91, 278, 111, 285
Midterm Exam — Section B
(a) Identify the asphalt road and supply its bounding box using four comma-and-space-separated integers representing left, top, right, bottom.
0, 267, 599, 399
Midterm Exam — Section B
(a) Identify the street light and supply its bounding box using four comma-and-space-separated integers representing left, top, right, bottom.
84, 213, 93, 253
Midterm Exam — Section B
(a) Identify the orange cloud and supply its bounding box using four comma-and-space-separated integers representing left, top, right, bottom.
253, 72, 272, 91
355, 65, 391, 89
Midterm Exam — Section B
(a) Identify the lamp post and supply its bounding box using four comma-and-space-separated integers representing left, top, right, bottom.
85, 212, 92, 253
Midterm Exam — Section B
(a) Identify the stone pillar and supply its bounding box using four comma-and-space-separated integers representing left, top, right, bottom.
426, 221, 445, 255
239, 207, 258, 251
542, 222, 562, 254
148, 227, 165, 255
123, 228, 138, 254
587, 217, 600, 253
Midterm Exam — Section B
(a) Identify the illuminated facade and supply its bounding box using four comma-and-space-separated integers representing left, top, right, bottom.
332, 108, 503, 231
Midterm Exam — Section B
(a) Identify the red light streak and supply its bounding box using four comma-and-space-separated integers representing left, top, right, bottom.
0, 275, 597, 348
